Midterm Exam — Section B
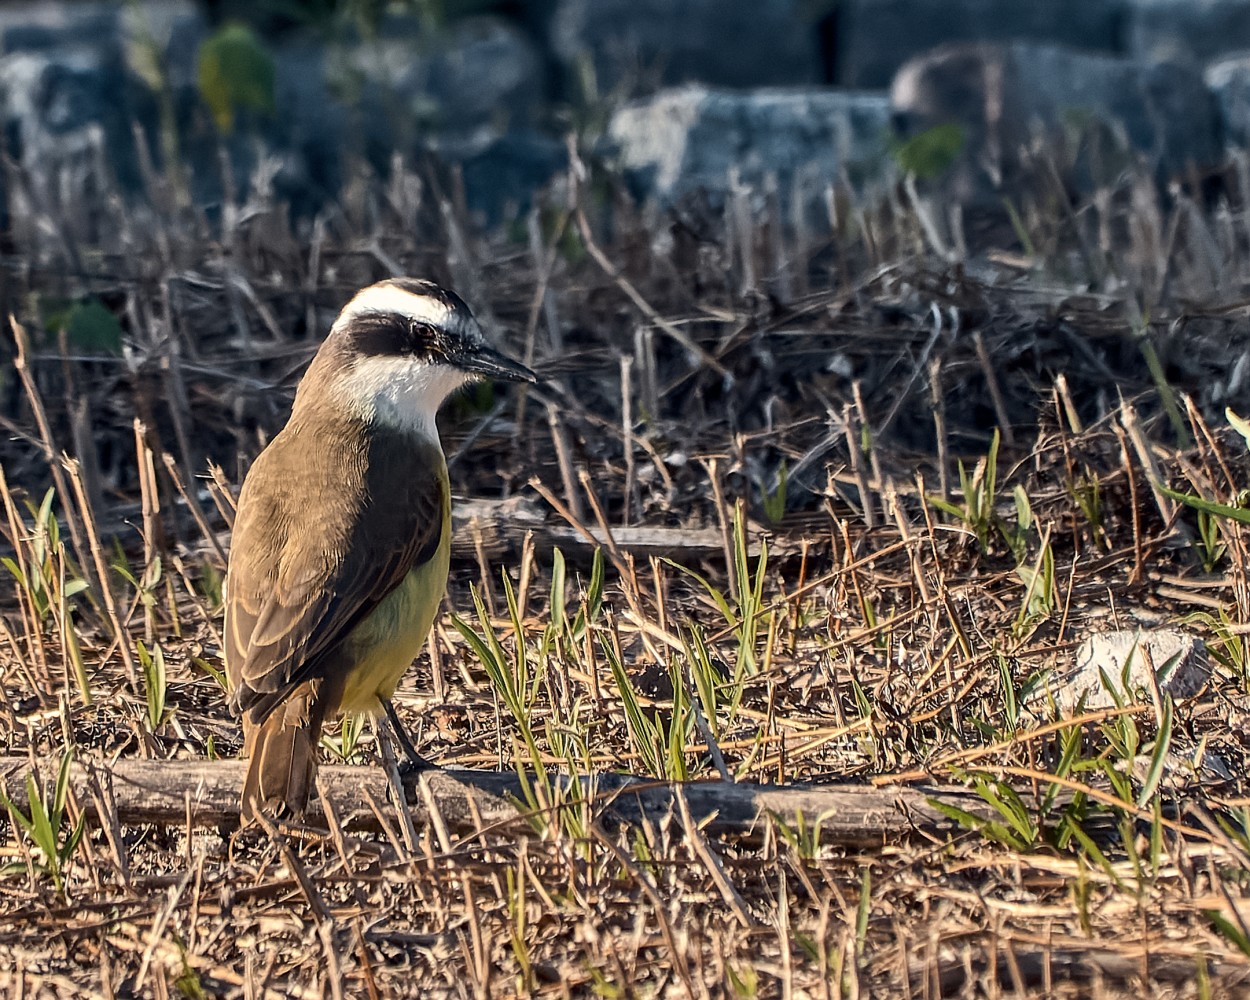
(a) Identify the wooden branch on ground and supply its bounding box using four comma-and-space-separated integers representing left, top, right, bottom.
452, 497, 805, 563
0, 756, 989, 845
182, 496, 806, 568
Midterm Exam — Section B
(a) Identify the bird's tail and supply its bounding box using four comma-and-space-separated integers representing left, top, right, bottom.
240, 682, 327, 823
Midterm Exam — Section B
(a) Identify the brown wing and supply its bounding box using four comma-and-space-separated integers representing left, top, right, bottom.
224, 420, 446, 723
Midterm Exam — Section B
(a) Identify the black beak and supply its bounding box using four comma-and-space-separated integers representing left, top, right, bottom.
458, 345, 539, 384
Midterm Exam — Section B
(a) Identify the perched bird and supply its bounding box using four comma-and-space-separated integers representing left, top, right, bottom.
224, 278, 537, 821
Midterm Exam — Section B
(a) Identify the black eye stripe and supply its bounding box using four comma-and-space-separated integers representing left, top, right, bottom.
345, 312, 469, 363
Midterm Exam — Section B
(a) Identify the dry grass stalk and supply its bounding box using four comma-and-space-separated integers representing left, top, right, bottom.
2, 142, 1250, 996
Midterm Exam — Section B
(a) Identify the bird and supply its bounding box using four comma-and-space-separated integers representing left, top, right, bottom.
223, 277, 537, 822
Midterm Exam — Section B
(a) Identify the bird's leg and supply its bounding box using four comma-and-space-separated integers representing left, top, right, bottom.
381, 697, 437, 773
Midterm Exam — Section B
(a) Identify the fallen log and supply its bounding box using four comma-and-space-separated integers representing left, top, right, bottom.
452, 496, 773, 563
177, 495, 810, 569
0, 756, 990, 845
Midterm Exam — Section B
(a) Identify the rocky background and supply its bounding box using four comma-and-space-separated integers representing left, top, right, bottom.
6, 0, 1250, 247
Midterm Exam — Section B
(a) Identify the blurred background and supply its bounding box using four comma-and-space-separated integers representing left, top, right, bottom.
1, 0, 1247, 234
4, 0, 1250, 505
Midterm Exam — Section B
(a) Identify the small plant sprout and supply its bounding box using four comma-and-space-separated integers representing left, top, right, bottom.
1070, 470, 1108, 551
136, 640, 169, 731
454, 554, 603, 845
604, 641, 695, 780
995, 652, 1021, 735
1195, 509, 1228, 573
322, 713, 366, 761
855, 865, 872, 959
761, 460, 788, 527
932, 772, 1041, 852
1133, 315, 1190, 448
506, 862, 535, 995
0, 750, 86, 896
771, 808, 836, 861
1012, 527, 1057, 638
1, 488, 94, 703
455, 579, 547, 774
726, 963, 759, 998
926, 428, 1001, 552
682, 622, 749, 733
667, 503, 770, 679
2, 489, 88, 624
1160, 408, 1250, 527
1000, 483, 1033, 565
1186, 609, 1249, 687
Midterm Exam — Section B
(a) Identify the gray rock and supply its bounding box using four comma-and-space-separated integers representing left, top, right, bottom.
890, 43, 1223, 207
0, 4, 556, 225
551, 0, 822, 94
304, 17, 554, 221
1041, 630, 1210, 713
0, 0, 201, 55
1206, 52, 1250, 147
335, 16, 545, 139
1126, 0, 1250, 66
0, 46, 154, 199
454, 130, 567, 223
250, 16, 546, 209
0, 0, 205, 209
606, 85, 892, 210
0, 2, 117, 53
263, 41, 349, 210
837, 0, 1121, 89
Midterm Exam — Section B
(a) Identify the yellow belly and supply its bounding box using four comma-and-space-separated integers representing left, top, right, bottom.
337, 522, 451, 715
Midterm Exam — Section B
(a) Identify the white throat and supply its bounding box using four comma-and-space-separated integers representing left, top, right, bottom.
334, 356, 470, 441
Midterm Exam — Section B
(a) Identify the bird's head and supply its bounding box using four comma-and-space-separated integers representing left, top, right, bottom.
300, 278, 538, 436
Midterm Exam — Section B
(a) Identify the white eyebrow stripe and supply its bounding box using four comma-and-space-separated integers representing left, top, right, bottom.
333, 285, 453, 330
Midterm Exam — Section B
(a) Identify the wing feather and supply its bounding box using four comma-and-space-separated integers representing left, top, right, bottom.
225, 419, 446, 722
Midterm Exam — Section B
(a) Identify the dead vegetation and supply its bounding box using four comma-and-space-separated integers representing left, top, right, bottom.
2, 143, 1250, 998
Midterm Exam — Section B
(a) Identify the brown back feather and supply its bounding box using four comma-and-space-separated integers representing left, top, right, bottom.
224, 407, 446, 726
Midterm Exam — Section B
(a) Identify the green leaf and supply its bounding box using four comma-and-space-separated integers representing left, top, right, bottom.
1, 781, 35, 838
662, 558, 736, 625
855, 865, 871, 955
892, 124, 964, 179
1159, 484, 1250, 524
604, 639, 659, 775
974, 778, 1036, 845
925, 495, 967, 519
1137, 698, 1173, 808
197, 22, 275, 133
2, 557, 28, 589
53, 750, 73, 817
570, 547, 605, 639
1012, 484, 1032, 533
452, 611, 512, 711
26, 772, 56, 859
65, 301, 123, 355
1226, 408, 1250, 451
61, 815, 86, 864
549, 548, 567, 634
930, 798, 1020, 849
192, 656, 228, 692
1065, 819, 1121, 886
138, 640, 168, 729
1207, 910, 1250, 958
